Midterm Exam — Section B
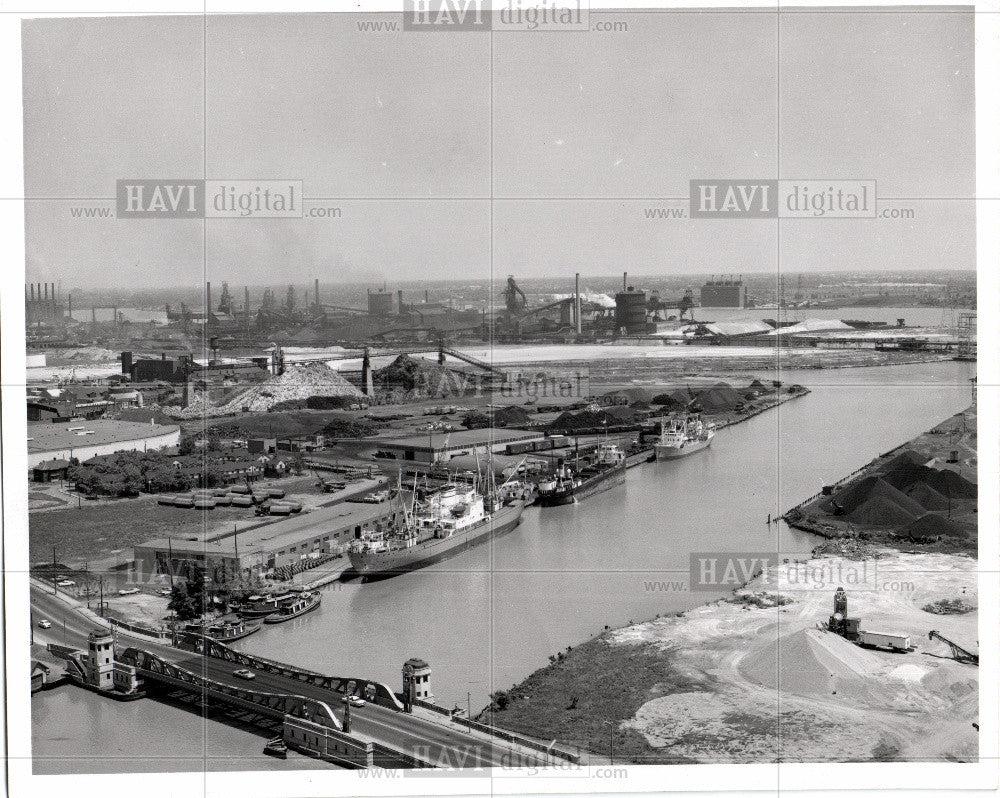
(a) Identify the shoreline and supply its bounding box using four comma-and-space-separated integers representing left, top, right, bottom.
478, 405, 979, 764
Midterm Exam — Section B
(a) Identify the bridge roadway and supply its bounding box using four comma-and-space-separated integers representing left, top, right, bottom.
31, 583, 548, 769
167, 649, 540, 768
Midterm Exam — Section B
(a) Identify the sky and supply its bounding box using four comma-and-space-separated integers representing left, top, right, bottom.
22, 9, 975, 289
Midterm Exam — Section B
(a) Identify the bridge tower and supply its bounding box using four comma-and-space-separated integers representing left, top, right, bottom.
86, 630, 115, 690
402, 657, 433, 711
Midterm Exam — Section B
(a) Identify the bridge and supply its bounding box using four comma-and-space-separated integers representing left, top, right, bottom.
35, 584, 575, 771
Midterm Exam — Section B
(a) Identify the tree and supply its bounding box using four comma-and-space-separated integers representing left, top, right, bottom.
167, 583, 199, 621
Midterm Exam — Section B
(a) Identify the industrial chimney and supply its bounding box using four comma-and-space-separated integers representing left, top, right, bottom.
575, 272, 582, 335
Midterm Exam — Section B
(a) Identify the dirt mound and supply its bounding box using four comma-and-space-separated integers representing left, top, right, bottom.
903, 513, 973, 541
821, 476, 925, 520
547, 409, 618, 431
902, 481, 950, 511
373, 355, 473, 399
848, 494, 922, 526
879, 449, 927, 472
881, 460, 977, 500
493, 405, 531, 426
693, 382, 741, 411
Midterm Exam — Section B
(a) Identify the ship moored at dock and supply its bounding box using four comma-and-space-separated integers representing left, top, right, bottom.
535, 442, 626, 507
654, 414, 716, 460
348, 481, 525, 579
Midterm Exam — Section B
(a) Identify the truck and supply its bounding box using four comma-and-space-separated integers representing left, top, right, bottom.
858, 630, 910, 652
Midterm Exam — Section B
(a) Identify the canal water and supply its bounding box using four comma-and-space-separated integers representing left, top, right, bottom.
32, 359, 974, 771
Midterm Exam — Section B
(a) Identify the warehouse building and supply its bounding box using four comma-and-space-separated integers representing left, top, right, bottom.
371, 428, 545, 464
133, 500, 399, 582
27, 419, 180, 470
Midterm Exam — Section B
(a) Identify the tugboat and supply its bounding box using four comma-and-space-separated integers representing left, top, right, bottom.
654, 414, 716, 460
184, 618, 263, 642
238, 593, 296, 619
263, 591, 321, 623
535, 442, 626, 507
348, 477, 524, 579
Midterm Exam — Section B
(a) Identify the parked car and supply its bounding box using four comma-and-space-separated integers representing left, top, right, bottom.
118, 588, 140, 596
342, 695, 366, 708
38, 619, 51, 629
232, 668, 256, 680
158, 588, 173, 597
56, 580, 75, 587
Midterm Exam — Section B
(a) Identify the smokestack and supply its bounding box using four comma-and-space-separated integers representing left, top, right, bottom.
68, 294, 72, 319
398, 290, 404, 312
424, 289, 429, 304
51, 282, 56, 301
575, 272, 582, 335
314, 278, 320, 307
30, 284, 34, 300
244, 286, 250, 315
623, 272, 627, 292
38, 283, 43, 301
44, 283, 48, 300
206, 281, 212, 315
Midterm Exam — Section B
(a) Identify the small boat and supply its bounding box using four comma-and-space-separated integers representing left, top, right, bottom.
263, 737, 287, 759
263, 592, 321, 623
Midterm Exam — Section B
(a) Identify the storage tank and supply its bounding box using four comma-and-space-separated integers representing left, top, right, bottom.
614, 287, 648, 334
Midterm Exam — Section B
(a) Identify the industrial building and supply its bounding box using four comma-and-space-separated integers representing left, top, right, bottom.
133, 500, 400, 582
371, 428, 545, 464
25, 282, 66, 324
700, 276, 748, 308
27, 419, 180, 470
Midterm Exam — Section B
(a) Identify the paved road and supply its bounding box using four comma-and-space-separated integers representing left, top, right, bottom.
169, 649, 542, 768
31, 584, 546, 769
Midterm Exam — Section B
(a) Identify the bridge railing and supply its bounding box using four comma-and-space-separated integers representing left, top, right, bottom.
411, 699, 580, 764
120, 646, 343, 730
178, 634, 404, 711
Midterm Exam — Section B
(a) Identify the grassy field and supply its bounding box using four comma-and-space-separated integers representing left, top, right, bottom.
28, 497, 254, 567
479, 634, 705, 764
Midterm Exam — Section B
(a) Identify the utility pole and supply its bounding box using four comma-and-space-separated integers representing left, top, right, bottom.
99, 576, 104, 618
52, 546, 57, 594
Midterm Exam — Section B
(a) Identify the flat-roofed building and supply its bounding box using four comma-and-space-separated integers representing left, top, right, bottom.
133, 499, 399, 583
370, 428, 545, 464
27, 419, 180, 470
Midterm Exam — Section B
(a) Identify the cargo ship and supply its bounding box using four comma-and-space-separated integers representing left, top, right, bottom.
348, 483, 524, 579
263, 591, 321, 623
535, 442, 626, 507
654, 415, 716, 460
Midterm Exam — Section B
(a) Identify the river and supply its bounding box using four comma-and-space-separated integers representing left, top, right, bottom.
31, 359, 975, 772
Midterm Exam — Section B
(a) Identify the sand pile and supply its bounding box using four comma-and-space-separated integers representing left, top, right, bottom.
740, 628, 883, 702
176, 363, 361, 418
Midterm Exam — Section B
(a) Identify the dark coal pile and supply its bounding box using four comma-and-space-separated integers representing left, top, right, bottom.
903, 512, 973, 541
